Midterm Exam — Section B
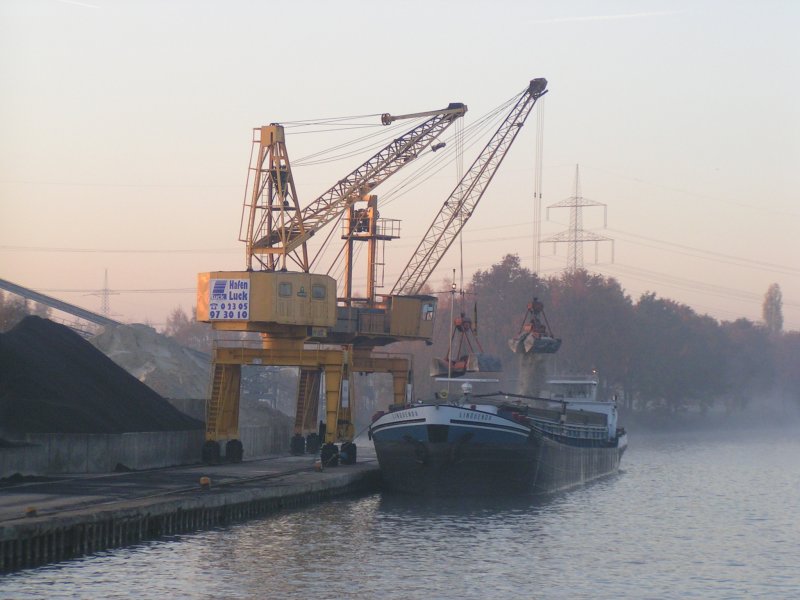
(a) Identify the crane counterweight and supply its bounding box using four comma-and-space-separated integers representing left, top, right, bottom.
381, 102, 467, 125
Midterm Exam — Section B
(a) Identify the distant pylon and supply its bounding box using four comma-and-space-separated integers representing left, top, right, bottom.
541, 165, 614, 272
100, 269, 111, 316
90, 269, 118, 317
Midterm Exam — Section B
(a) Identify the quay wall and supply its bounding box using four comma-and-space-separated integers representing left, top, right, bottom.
0, 431, 204, 478
0, 463, 381, 573
1, 423, 292, 479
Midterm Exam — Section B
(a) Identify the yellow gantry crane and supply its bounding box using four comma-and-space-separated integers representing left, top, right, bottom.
197, 103, 467, 463
197, 78, 547, 466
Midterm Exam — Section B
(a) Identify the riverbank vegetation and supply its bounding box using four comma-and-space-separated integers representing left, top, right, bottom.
407, 255, 799, 423
3, 255, 797, 428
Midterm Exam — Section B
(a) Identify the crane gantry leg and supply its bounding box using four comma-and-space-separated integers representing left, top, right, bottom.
203, 341, 413, 466
205, 342, 363, 465
291, 368, 322, 454
203, 361, 243, 463
353, 350, 412, 408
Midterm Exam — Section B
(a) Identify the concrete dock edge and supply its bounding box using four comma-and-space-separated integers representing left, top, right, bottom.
0, 462, 381, 573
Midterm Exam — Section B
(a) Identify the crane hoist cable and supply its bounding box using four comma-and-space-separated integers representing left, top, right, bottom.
293, 119, 411, 166
309, 205, 350, 272
245, 103, 466, 273
391, 78, 549, 296
294, 122, 409, 166
533, 96, 546, 274
328, 239, 367, 292
385, 97, 513, 194
287, 123, 385, 136
263, 93, 524, 285
378, 95, 518, 208
456, 115, 465, 297
281, 112, 383, 125
301, 97, 514, 211
312, 95, 520, 283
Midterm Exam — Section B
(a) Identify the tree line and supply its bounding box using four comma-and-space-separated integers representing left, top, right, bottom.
406, 254, 799, 417
4, 258, 797, 422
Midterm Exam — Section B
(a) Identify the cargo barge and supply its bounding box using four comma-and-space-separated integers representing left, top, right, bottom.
369, 377, 627, 495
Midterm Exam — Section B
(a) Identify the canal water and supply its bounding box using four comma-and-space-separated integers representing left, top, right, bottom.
2, 426, 800, 599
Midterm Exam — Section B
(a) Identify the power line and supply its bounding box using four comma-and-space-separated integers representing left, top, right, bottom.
578, 164, 800, 219
417, 218, 799, 278
606, 227, 800, 276
5, 220, 797, 282
379, 95, 517, 208
589, 262, 800, 309
0, 246, 239, 254
38, 288, 195, 294
0, 180, 239, 189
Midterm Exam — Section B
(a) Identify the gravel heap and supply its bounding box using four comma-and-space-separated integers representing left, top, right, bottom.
0, 316, 203, 434
90, 323, 210, 400
87, 324, 295, 428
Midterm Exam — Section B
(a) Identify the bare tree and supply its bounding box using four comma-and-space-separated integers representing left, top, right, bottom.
0, 292, 49, 332
162, 306, 213, 353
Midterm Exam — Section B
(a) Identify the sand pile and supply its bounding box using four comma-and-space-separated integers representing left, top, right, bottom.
90, 324, 210, 399
0, 316, 203, 434
89, 324, 294, 427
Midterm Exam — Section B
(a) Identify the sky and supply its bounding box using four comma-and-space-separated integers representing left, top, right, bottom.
1, 0, 798, 331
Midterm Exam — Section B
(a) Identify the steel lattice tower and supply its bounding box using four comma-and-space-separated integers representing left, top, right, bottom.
90, 269, 118, 317
542, 165, 614, 272
100, 270, 111, 316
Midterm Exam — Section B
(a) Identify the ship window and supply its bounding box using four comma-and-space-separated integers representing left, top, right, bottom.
312, 284, 326, 300
422, 302, 434, 321
279, 282, 292, 297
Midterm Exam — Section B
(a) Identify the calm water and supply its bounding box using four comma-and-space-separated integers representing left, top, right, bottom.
3, 428, 800, 599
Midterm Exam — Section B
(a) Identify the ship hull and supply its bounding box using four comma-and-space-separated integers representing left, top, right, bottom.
370, 404, 626, 496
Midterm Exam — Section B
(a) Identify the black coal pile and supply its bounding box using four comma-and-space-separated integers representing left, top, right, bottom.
0, 316, 203, 434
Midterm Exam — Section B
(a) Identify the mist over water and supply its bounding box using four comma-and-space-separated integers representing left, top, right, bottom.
3, 427, 799, 599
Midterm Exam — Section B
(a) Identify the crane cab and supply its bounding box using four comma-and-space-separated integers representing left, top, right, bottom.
197, 271, 337, 332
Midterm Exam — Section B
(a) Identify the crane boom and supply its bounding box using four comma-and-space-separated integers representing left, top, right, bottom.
390, 78, 548, 296
251, 103, 467, 272
381, 104, 466, 125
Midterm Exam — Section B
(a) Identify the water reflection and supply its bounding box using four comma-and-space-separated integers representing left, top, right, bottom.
3, 430, 800, 599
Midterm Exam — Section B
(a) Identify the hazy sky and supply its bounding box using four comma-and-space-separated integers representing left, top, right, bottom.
1, 0, 798, 330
